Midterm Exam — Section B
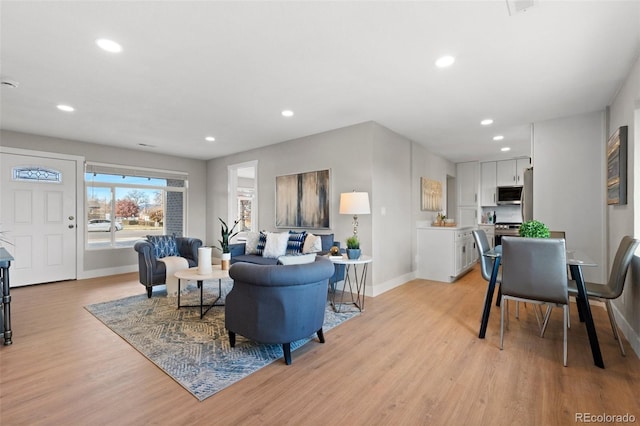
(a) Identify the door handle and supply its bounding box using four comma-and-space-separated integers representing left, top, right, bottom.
68, 224, 75, 229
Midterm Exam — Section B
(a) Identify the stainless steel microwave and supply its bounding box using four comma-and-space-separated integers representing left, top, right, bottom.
496, 186, 523, 205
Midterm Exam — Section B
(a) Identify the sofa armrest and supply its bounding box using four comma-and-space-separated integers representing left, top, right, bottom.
176, 237, 202, 264
229, 243, 246, 258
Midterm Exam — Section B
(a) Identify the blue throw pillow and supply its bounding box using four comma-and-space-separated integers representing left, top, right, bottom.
287, 231, 306, 255
147, 235, 179, 259
255, 232, 267, 256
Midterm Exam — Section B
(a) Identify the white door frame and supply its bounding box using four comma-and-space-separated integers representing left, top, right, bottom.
227, 160, 258, 235
0, 146, 85, 282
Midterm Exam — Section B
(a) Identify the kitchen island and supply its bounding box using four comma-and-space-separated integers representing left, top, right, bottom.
416, 221, 477, 283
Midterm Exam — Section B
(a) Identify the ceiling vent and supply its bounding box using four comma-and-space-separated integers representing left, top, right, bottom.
506, 0, 536, 15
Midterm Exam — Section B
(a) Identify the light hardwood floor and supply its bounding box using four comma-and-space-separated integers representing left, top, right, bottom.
1, 266, 639, 425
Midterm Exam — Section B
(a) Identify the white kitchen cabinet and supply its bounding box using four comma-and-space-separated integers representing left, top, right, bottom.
458, 207, 477, 228
480, 161, 497, 206
496, 158, 530, 186
456, 161, 478, 206
478, 224, 495, 249
516, 157, 530, 185
416, 223, 476, 283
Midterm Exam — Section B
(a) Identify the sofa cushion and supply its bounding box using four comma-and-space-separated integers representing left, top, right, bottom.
233, 254, 279, 265
244, 231, 262, 255
319, 234, 335, 251
286, 231, 306, 255
302, 233, 323, 254
263, 232, 290, 258
277, 253, 317, 265
147, 234, 179, 258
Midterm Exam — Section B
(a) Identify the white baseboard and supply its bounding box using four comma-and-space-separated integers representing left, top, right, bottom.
78, 264, 138, 280
367, 272, 414, 297
610, 303, 640, 358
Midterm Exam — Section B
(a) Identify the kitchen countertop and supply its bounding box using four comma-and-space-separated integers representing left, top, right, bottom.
416, 221, 475, 231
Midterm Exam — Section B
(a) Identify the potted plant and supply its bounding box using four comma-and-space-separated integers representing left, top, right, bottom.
519, 220, 550, 238
346, 235, 361, 259
217, 217, 240, 270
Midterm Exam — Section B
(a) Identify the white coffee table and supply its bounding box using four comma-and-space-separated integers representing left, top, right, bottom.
327, 254, 372, 313
174, 266, 229, 318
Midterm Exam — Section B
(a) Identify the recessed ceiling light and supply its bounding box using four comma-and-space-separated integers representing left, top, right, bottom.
281, 110, 294, 117
493, 135, 504, 141
435, 55, 455, 68
57, 104, 75, 112
480, 119, 494, 126
501, 147, 511, 152
96, 38, 122, 53
205, 136, 215, 142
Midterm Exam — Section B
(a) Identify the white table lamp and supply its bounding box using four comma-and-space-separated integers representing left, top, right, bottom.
339, 191, 370, 236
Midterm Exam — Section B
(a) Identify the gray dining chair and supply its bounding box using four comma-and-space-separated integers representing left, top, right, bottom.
568, 236, 639, 356
473, 230, 501, 284
500, 236, 569, 366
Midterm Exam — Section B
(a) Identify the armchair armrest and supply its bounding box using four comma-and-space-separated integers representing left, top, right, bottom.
176, 237, 202, 264
133, 240, 156, 286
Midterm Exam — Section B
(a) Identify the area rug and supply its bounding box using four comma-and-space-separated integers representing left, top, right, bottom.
85, 280, 358, 401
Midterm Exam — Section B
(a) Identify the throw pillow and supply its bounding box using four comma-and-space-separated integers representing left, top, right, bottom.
255, 232, 267, 256
244, 231, 262, 255
263, 232, 290, 258
147, 234, 179, 259
277, 253, 317, 265
302, 233, 322, 254
286, 231, 306, 255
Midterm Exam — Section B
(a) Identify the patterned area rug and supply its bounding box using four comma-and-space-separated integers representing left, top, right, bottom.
85, 280, 358, 401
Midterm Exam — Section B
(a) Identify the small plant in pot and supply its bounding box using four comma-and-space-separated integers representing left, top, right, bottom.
216, 217, 240, 269
519, 220, 550, 238
346, 235, 361, 260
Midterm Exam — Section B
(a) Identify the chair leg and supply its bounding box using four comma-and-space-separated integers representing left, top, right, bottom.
605, 300, 626, 356
228, 331, 236, 347
500, 296, 506, 350
317, 328, 325, 343
563, 304, 568, 367
283, 343, 292, 365
539, 304, 553, 338
147, 286, 152, 298
515, 301, 519, 319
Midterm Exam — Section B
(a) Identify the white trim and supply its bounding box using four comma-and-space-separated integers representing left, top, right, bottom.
610, 301, 640, 358
367, 272, 413, 297
78, 264, 137, 280
85, 161, 188, 179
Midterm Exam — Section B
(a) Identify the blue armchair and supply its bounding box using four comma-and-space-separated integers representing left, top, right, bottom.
133, 236, 202, 298
226, 256, 335, 365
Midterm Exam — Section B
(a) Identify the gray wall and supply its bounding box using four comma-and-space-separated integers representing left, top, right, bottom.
607, 52, 640, 355
532, 111, 607, 284
207, 121, 455, 296
0, 130, 207, 278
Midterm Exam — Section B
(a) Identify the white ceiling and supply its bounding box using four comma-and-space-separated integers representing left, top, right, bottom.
1, 1, 639, 163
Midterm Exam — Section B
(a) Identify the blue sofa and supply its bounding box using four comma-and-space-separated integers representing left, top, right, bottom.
226, 256, 336, 364
228, 233, 345, 282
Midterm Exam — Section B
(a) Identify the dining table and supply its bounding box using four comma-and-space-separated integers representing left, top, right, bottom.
478, 245, 604, 369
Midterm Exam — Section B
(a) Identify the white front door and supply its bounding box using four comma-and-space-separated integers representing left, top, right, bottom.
0, 153, 77, 286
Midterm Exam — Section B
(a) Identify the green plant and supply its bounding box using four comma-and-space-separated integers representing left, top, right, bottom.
519, 220, 550, 238
346, 235, 360, 249
217, 217, 240, 253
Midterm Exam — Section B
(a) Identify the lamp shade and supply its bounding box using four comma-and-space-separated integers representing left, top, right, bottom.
339, 192, 371, 215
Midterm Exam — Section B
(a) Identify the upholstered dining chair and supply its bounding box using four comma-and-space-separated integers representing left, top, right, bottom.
500, 236, 569, 366
568, 235, 639, 356
473, 230, 500, 285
